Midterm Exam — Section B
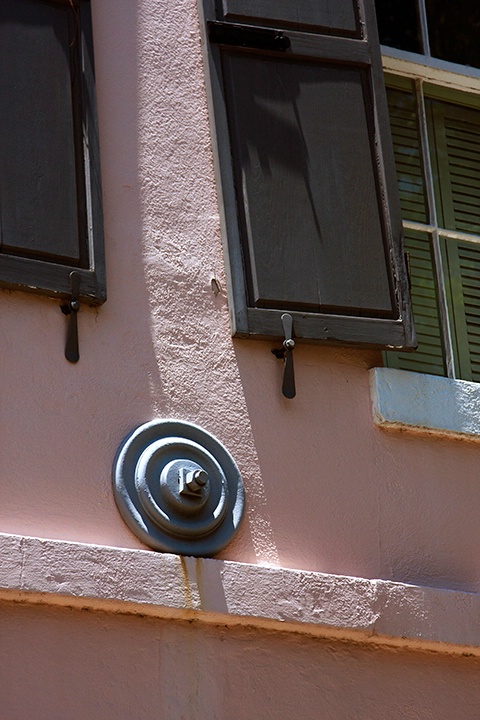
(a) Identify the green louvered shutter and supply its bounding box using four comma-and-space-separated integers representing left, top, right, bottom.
387, 230, 446, 375
386, 85, 428, 224
384, 84, 445, 375
445, 240, 480, 381
429, 99, 480, 381
430, 99, 480, 234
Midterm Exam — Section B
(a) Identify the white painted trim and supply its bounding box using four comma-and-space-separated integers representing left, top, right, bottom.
371, 368, 480, 440
382, 47, 480, 92
1, 531, 480, 655
403, 221, 480, 245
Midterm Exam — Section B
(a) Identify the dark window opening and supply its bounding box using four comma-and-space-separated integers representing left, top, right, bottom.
426, 0, 480, 69
375, 0, 422, 54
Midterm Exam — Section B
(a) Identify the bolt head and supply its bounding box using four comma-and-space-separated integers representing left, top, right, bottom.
185, 468, 208, 493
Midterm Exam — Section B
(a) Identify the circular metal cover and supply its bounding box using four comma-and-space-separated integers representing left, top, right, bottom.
113, 420, 245, 556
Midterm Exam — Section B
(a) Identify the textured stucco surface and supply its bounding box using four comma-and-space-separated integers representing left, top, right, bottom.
2, 1, 480, 716
2, 601, 480, 720
1, 0, 480, 598
2, 532, 480, 656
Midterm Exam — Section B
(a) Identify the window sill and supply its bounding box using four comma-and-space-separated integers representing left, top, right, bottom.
371, 367, 480, 441
1, 531, 480, 655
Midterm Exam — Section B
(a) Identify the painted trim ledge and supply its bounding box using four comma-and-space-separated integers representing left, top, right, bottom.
0, 532, 480, 656
371, 367, 480, 440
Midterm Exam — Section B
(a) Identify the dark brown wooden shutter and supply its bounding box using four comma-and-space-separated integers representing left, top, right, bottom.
201, 0, 414, 348
0, 0, 105, 304
221, 0, 359, 36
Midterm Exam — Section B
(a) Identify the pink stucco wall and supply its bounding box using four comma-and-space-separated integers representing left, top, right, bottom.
1, 601, 480, 720
1, 0, 480, 594
2, 1, 480, 717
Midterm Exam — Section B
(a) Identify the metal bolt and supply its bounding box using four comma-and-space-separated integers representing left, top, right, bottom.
185, 469, 208, 492
179, 468, 209, 497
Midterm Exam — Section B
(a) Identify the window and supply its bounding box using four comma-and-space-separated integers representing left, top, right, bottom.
199, 0, 414, 351
0, 0, 105, 305
378, 0, 480, 381
376, 0, 480, 70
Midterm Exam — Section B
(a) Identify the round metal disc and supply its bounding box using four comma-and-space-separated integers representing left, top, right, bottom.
113, 419, 245, 556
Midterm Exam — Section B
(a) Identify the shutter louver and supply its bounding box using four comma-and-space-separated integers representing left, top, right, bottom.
430, 100, 480, 234
428, 99, 480, 381
386, 86, 428, 223
446, 239, 480, 381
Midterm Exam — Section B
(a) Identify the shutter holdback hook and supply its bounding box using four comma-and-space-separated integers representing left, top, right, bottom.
272, 313, 296, 399
61, 271, 81, 363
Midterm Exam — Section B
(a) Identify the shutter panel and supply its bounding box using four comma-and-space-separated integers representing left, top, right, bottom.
426, 99, 480, 381
223, 53, 392, 314
0, 0, 79, 262
220, 0, 359, 36
0, 0, 105, 304
385, 231, 445, 375
429, 100, 480, 233
445, 239, 480, 382
386, 85, 428, 224
202, 0, 415, 348
384, 85, 444, 374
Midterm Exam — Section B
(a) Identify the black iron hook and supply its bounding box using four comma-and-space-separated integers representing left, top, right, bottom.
272, 313, 296, 399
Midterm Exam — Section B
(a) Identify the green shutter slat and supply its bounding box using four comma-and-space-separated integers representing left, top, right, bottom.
385, 230, 446, 375
449, 156, 480, 174
446, 123, 480, 141
450, 172, 480, 187
387, 86, 428, 224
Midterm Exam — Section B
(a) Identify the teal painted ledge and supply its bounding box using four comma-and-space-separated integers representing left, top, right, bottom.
370, 368, 480, 441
